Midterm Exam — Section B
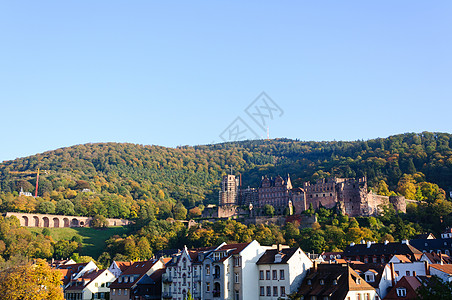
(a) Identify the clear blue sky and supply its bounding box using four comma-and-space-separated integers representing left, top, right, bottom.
1, 1, 451, 162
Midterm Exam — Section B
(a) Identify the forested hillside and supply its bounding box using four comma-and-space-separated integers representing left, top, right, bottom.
0, 132, 452, 221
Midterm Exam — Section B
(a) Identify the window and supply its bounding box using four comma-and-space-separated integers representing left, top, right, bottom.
206, 282, 210, 292
259, 270, 264, 280
266, 270, 271, 280
234, 290, 239, 300
406, 271, 410, 276
234, 273, 239, 283
273, 270, 278, 280
280, 286, 286, 296
112, 289, 115, 296
267, 286, 271, 296
280, 270, 285, 280
233, 257, 241, 267
396, 288, 407, 297
356, 294, 361, 300
260, 286, 265, 296
118, 289, 121, 295
183, 258, 187, 270
395, 271, 400, 277
206, 265, 210, 275
273, 286, 278, 296
124, 290, 127, 296
365, 274, 375, 282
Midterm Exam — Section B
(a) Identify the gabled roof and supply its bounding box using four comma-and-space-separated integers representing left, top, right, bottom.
215, 242, 252, 263
430, 264, 452, 275
256, 248, 299, 265
344, 242, 422, 257
409, 238, 452, 253
109, 259, 159, 289
384, 276, 431, 300
348, 262, 387, 289
65, 269, 106, 291
58, 262, 93, 285
298, 264, 375, 300
114, 261, 133, 272
391, 255, 412, 263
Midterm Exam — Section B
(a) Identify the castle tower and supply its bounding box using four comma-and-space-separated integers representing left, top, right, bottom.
219, 175, 239, 206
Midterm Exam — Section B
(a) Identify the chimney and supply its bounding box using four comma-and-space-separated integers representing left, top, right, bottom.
424, 260, 430, 275
384, 240, 389, 245
367, 241, 372, 248
350, 242, 355, 247
360, 240, 365, 244
313, 261, 318, 272
401, 240, 409, 245
390, 262, 396, 286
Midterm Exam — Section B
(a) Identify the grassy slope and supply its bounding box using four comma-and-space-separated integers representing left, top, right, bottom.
27, 226, 131, 259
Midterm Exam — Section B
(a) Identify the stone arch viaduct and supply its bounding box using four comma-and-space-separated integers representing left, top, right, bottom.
4, 212, 131, 228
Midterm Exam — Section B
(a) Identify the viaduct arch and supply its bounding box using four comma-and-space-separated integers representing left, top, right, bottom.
3, 212, 130, 228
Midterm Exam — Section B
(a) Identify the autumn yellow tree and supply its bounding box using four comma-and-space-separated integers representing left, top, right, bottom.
0, 259, 64, 300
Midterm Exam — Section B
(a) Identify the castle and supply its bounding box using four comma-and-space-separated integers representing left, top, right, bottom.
215, 175, 407, 218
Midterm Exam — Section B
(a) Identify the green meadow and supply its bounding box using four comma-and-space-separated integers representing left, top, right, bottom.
27, 226, 131, 259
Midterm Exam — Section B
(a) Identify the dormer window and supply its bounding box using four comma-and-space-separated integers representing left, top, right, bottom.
183, 258, 187, 270
307, 280, 312, 285
333, 279, 337, 285
356, 278, 361, 284
365, 274, 375, 282
320, 279, 324, 285
396, 288, 407, 297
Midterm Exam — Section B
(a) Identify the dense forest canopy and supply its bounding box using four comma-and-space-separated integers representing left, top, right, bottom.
1, 132, 452, 265
0, 132, 451, 220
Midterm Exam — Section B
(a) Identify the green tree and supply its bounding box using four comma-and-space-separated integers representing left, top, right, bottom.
37, 201, 55, 214
263, 204, 275, 217
91, 215, 108, 228
417, 275, 452, 300
55, 200, 75, 216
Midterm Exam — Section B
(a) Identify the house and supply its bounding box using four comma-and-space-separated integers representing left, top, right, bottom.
256, 246, 312, 299
383, 276, 431, 300
131, 268, 166, 300
110, 258, 165, 300
409, 236, 452, 256
429, 264, 452, 283
58, 261, 99, 287
419, 252, 452, 264
441, 228, 452, 239
64, 269, 116, 300
109, 261, 134, 278
321, 251, 344, 262
162, 240, 268, 300
388, 256, 429, 283
162, 244, 220, 300
349, 262, 393, 299
297, 263, 378, 300
344, 240, 422, 264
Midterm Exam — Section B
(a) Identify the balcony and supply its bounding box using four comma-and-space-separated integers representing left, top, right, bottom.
162, 274, 173, 283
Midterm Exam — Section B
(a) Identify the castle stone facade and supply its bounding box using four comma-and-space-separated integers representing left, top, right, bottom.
217, 175, 407, 218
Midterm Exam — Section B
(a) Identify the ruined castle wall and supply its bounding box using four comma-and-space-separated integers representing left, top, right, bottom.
365, 193, 389, 216
338, 179, 367, 217
292, 192, 307, 214
390, 196, 407, 213
303, 179, 339, 210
